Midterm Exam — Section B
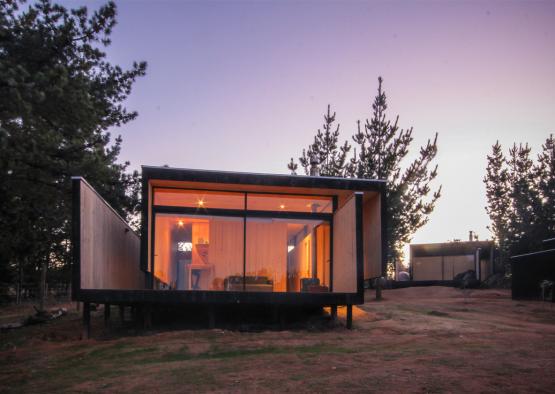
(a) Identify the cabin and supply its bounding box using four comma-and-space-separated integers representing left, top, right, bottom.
410, 240, 494, 283
72, 166, 386, 336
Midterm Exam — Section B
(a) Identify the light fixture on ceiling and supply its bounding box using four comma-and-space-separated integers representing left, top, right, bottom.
279, 204, 285, 209
197, 199, 205, 207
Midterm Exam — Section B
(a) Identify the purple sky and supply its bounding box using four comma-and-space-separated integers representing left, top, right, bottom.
73, 1, 555, 253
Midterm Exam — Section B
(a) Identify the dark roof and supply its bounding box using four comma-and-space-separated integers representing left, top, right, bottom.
411, 241, 493, 258
142, 166, 385, 192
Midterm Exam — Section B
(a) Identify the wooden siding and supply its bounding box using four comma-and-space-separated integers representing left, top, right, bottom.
79, 179, 144, 289
363, 193, 382, 279
332, 195, 357, 293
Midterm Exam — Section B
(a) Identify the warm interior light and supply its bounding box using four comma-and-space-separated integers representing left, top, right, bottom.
197, 199, 205, 207
279, 204, 285, 209
178, 220, 184, 227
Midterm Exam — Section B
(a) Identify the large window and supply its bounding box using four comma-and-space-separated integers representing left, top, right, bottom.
153, 214, 244, 290
246, 218, 330, 292
152, 188, 332, 293
154, 188, 244, 210
247, 194, 332, 213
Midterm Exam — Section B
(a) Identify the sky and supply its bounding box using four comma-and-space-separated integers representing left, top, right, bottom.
65, 0, 555, 254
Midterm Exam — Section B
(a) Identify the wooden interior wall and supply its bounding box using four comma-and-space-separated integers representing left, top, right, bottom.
246, 220, 287, 291
210, 219, 244, 289
153, 215, 173, 285
79, 180, 144, 290
316, 224, 330, 287
363, 193, 382, 279
332, 196, 357, 293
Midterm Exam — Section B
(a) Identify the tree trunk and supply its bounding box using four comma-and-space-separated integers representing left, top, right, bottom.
38, 259, 47, 311
16, 259, 23, 305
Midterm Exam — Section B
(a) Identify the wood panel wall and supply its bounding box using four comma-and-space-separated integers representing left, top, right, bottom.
210, 219, 244, 288
246, 220, 288, 291
363, 193, 382, 279
412, 255, 475, 281
332, 196, 357, 293
79, 179, 144, 290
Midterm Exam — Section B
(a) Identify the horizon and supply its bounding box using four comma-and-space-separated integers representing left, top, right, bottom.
62, 0, 555, 257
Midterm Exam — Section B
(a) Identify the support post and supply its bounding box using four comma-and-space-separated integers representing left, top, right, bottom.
144, 304, 152, 330
82, 302, 91, 339
279, 306, 286, 329
119, 305, 125, 324
208, 305, 215, 329
104, 303, 111, 328
330, 305, 338, 320
346, 304, 353, 329
375, 277, 383, 301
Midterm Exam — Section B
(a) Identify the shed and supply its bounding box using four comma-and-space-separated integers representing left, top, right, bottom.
410, 241, 494, 282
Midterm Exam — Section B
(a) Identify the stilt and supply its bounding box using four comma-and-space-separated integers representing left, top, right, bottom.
375, 277, 383, 301
272, 306, 279, 324
208, 305, 215, 329
346, 304, 353, 329
330, 305, 338, 320
279, 306, 286, 329
144, 304, 152, 330
119, 305, 125, 324
104, 303, 111, 328
82, 302, 91, 339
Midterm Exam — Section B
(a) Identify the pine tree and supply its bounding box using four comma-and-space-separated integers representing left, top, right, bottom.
534, 135, 555, 238
352, 77, 441, 270
287, 77, 441, 273
0, 0, 146, 304
506, 143, 543, 255
289, 105, 353, 177
484, 141, 511, 272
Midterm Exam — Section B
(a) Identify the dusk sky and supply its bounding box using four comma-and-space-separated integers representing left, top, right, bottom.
76, 1, 554, 257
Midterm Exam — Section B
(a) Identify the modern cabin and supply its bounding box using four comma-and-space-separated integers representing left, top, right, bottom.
72, 166, 386, 335
410, 240, 494, 283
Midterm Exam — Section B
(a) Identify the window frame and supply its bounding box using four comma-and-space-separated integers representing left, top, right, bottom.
150, 186, 337, 292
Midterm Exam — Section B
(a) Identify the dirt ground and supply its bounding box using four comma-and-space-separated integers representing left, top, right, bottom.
1, 287, 554, 393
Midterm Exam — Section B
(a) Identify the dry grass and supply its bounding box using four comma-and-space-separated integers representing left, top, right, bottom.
1, 287, 554, 393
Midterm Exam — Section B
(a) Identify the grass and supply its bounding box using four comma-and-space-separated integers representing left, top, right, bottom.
1, 287, 554, 393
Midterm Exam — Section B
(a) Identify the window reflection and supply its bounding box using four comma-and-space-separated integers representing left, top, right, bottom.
154, 189, 244, 210
247, 194, 332, 213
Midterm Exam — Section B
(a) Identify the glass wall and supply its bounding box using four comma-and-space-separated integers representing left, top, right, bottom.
152, 189, 333, 293
154, 188, 244, 210
153, 214, 244, 290
245, 218, 330, 292
247, 194, 332, 213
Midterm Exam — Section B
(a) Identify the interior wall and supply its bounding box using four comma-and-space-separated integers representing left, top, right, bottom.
332, 196, 357, 293
363, 193, 382, 279
246, 220, 288, 291
315, 224, 330, 287
209, 218, 244, 290
79, 179, 144, 290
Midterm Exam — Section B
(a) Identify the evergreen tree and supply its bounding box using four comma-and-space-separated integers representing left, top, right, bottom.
288, 77, 441, 273
534, 135, 555, 238
484, 141, 511, 272
289, 105, 352, 177
0, 0, 146, 302
506, 143, 543, 255
352, 77, 441, 270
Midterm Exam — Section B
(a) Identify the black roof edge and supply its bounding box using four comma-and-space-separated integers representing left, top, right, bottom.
510, 248, 555, 260
141, 165, 385, 192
